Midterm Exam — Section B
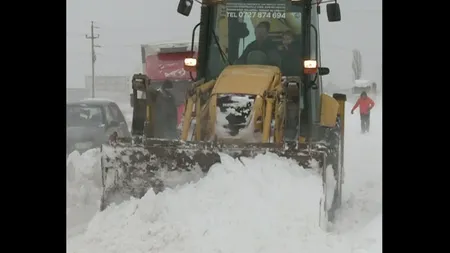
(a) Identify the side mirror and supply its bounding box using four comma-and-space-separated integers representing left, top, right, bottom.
177, 0, 194, 17
326, 3, 341, 22
318, 67, 330, 76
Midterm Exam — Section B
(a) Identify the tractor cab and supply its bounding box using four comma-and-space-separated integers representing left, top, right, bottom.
179, 0, 340, 142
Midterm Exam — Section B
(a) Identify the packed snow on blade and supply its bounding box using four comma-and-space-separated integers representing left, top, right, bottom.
100, 139, 328, 211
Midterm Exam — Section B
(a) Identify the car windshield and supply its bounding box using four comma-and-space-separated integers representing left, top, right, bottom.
67, 104, 103, 127
207, 0, 304, 78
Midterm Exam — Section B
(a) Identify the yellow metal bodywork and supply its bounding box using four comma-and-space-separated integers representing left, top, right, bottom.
180, 65, 284, 143
181, 97, 194, 140
212, 65, 282, 95
333, 93, 347, 172
320, 94, 340, 128
180, 66, 342, 144
334, 96, 346, 138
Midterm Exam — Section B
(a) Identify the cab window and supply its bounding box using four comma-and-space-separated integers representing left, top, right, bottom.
207, 1, 304, 78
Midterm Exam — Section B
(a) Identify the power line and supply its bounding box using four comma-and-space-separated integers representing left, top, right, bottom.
85, 21, 101, 98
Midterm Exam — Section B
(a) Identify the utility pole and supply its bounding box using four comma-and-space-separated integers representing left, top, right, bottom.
86, 21, 101, 98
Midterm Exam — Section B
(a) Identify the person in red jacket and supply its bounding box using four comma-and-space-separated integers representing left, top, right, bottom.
351, 91, 375, 133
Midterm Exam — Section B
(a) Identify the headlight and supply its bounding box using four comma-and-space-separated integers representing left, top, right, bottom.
184, 58, 197, 67
303, 60, 317, 69
74, 141, 93, 150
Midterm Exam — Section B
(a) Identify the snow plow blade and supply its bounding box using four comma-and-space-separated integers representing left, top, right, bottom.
100, 138, 328, 211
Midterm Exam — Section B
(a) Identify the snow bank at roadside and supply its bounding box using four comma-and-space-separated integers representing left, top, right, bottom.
66, 149, 102, 236
351, 212, 382, 253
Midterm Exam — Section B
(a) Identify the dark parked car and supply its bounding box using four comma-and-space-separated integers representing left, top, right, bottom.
66, 99, 131, 155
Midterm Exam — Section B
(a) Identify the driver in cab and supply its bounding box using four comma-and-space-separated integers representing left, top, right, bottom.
236, 21, 279, 65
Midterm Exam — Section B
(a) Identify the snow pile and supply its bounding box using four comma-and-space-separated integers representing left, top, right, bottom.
67, 153, 351, 253
334, 100, 382, 253
351, 213, 382, 253
66, 149, 102, 237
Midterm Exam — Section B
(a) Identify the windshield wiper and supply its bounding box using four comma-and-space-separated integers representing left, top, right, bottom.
211, 29, 231, 65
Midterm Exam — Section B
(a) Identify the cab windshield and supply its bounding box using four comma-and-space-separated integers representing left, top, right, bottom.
207, 0, 304, 79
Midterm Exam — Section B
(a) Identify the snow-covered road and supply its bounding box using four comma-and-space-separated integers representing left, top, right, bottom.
66, 99, 382, 253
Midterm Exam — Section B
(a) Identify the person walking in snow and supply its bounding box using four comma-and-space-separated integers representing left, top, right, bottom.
351, 91, 375, 133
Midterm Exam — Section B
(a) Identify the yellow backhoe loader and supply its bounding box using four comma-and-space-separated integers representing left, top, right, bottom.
101, 0, 347, 227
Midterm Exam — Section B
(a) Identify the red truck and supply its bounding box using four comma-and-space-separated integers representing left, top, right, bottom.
137, 42, 198, 125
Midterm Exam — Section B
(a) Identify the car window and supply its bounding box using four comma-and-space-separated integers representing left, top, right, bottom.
104, 106, 115, 124
67, 104, 104, 127
109, 103, 125, 122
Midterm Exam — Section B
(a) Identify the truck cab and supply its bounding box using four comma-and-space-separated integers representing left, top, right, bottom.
129, 42, 199, 124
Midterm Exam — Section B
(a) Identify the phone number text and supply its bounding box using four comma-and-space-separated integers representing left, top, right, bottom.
227, 11, 286, 19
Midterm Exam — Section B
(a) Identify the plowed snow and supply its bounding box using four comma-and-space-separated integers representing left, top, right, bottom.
66, 99, 382, 253
66, 149, 102, 237
71, 154, 352, 253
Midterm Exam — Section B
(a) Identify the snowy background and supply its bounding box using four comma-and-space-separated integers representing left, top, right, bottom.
66, 0, 381, 89
66, 100, 382, 253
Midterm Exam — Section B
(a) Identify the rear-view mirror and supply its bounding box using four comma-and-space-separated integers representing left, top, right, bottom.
318, 67, 330, 76
326, 3, 341, 22
177, 0, 194, 16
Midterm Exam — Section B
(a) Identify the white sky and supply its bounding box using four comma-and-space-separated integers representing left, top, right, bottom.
67, 0, 381, 88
